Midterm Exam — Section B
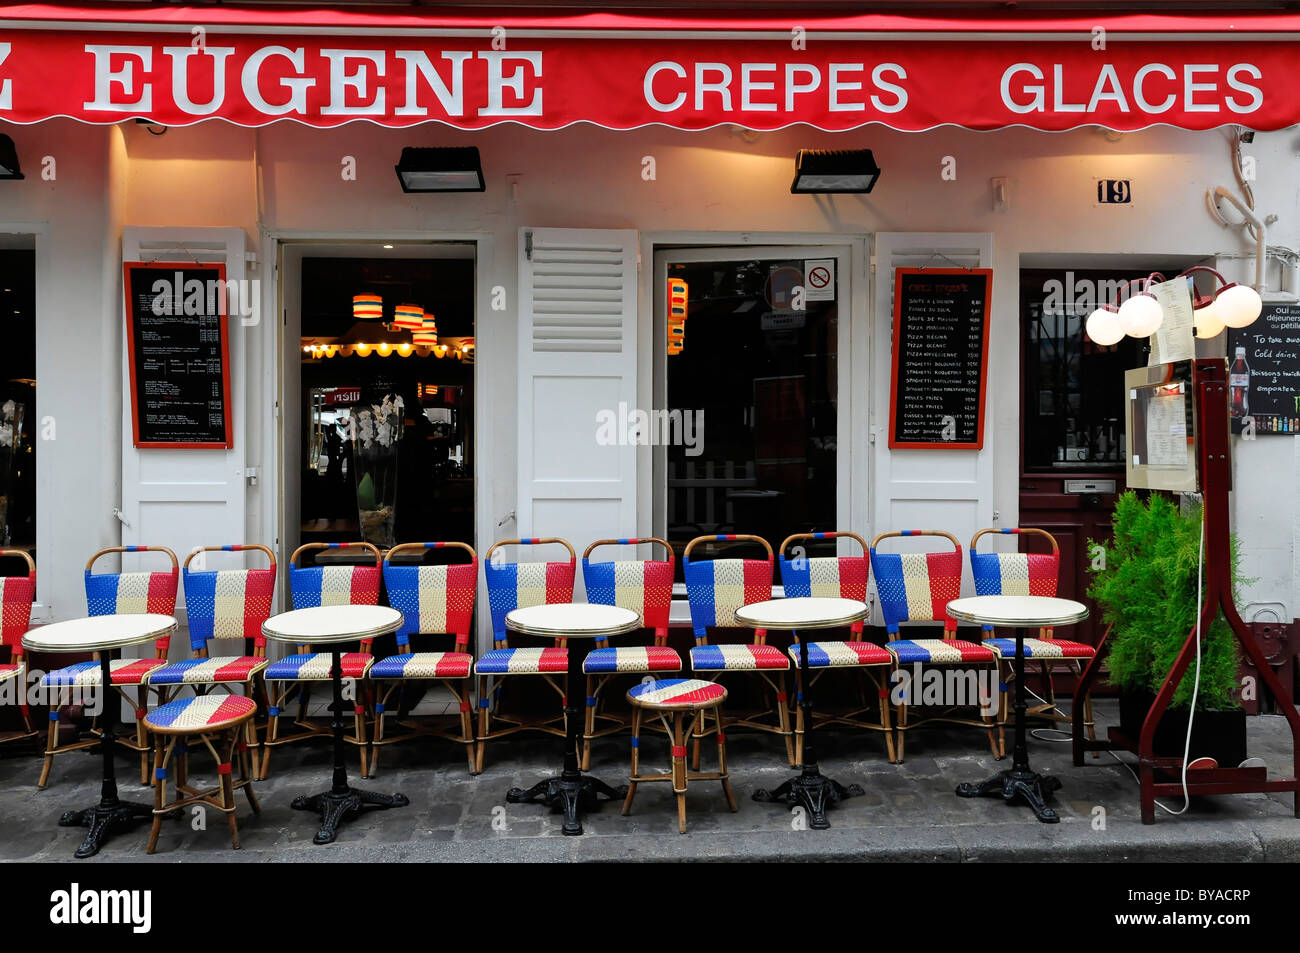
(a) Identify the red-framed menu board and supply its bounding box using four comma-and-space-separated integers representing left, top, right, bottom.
888, 267, 992, 450
123, 261, 234, 449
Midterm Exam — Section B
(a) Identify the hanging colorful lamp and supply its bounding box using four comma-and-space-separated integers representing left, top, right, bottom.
393, 303, 425, 332
353, 293, 384, 321
412, 314, 439, 347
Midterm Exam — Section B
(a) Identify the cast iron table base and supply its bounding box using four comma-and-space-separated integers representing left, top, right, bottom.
504, 640, 626, 835
293, 649, 407, 845
507, 775, 627, 836
58, 653, 154, 858
752, 628, 863, 829
955, 624, 1062, 823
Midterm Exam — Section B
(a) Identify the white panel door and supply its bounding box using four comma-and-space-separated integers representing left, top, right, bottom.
517, 227, 638, 598
872, 233, 994, 596
120, 226, 249, 633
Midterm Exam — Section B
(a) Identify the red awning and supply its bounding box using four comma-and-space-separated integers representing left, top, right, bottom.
2, 4, 1299, 132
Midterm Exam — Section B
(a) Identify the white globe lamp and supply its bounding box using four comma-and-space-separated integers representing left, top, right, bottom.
1118, 292, 1164, 338
1085, 306, 1124, 346
1193, 297, 1225, 339
1215, 283, 1263, 329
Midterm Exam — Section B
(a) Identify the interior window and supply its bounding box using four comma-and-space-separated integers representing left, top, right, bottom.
663, 256, 838, 570
0, 249, 35, 557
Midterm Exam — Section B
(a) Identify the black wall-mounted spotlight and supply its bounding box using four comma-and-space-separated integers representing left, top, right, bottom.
0, 135, 23, 180
791, 149, 880, 194
395, 146, 485, 193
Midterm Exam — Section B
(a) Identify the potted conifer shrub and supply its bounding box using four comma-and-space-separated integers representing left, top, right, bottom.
1088, 491, 1247, 767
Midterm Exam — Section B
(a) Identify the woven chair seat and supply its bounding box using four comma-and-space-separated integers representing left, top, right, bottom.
628, 678, 727, 709
888, 638, 996, 664
144, 694, 256, 733
689, 643, 790, 671
42, 658, 166, 687
583, 646, 682, 674
0, 662, 22, 684
371, 651, 473, 679
264, 652, 373, 681
986, 638, 1095, 660
148, 656, 269, 685
789, 640, 894, 668
475, 647, 568, 675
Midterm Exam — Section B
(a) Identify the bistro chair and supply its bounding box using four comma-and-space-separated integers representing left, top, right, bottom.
622, 678, 737, 834
969, 527, 1097, 758
474, 537, 576, 775
38, 546, 179, 789
869, 530, 1000, 763
683, 534, 792, 766
149, 546, 277, 756
370, 541, 478, 776
0, 550, 38, 748
144, 694, 259, 853
580, 537, 681, 770
778, 531, 896, 764
260, 541, 381, 780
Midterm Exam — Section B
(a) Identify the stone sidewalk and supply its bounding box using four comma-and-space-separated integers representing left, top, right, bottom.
2, 700, 1297, 863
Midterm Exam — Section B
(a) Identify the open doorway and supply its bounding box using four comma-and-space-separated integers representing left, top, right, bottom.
281, 243, 477, 568
0, 247, 35, 555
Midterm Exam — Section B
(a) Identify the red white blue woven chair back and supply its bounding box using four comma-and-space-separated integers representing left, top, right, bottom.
182, 545, 277, 651
969, 528, 1059, 631
868, 531, 962, 635
383, 542, 478, 650
682, 535, 774, 640
84, 546, 179, 651
778, 532, 868, 636
0, 550, 35, 652
483, 538, 576, 645
288, 542, 382, 646
582, 538, 674, 642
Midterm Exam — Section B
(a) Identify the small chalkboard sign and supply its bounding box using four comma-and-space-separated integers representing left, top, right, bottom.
123, 261, 233, 449
888, 267, 992, 449
1229, 302, 1300, 435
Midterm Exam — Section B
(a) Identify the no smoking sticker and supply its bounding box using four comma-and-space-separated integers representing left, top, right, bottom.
804, 258, 835, 301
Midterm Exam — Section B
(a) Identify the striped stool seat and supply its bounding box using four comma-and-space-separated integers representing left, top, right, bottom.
475, 646, 568, 675
628, 678, 727, 709
42, 657, 167, 687
584, 646, 682, 675
789, 641, 894, 668
986, 638, 1095, 660
371, 652, 473, 679
264, 653, 373, 681
888, 639, 996, 665
0, 662, 22, 684
689, 643, 790, 671
148, 656, 270, 685
144, 694, 256, 733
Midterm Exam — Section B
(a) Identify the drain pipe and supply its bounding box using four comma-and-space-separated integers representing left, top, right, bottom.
1207, 185, 1267, 291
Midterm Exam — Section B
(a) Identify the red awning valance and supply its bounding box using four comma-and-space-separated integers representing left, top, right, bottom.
2, 4, 1299, 132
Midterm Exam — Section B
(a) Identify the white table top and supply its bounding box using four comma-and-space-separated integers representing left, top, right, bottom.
262, 605, 403, 644
23, 614, 177, 654
506, 603, 641, 639
947, 595, 1089, 628
734, 597, 869, 631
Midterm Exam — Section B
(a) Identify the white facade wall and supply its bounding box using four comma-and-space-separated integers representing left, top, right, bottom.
2, 116, 1296, 635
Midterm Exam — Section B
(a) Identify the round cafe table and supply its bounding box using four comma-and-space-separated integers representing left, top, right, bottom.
262, 604, 407, 844
948, 595, 1089, 823
735, 597, 869, 830
23, 613, 177, 858
504, 602, 641, 835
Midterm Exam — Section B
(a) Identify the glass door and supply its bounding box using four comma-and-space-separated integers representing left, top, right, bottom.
653, 246, 852, 569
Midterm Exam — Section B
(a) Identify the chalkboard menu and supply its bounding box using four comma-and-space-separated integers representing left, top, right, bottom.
888, 267, 992, 449
123, 262, 233, 449
1229, 302, 1300, 435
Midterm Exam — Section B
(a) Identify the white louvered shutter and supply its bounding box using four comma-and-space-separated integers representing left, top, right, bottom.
517, 228, 638, 596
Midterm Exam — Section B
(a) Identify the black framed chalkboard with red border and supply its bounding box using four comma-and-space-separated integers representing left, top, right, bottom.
123, 261, 234, 449
888, 267, 992, 450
